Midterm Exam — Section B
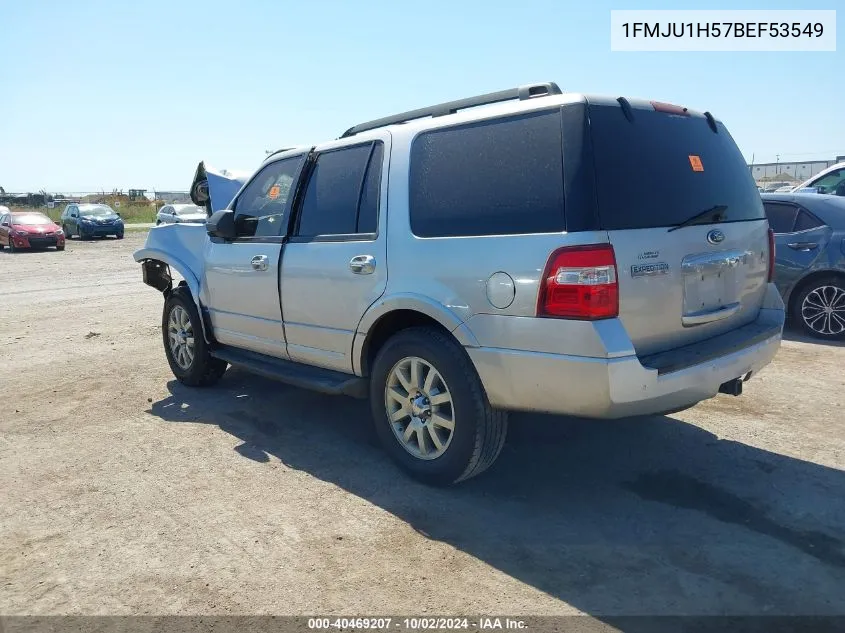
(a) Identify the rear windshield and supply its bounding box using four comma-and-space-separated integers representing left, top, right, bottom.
588, 104, 765, 230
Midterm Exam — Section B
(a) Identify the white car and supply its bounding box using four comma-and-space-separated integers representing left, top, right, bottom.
156, 204, 208, 225
793, 162, 845, 195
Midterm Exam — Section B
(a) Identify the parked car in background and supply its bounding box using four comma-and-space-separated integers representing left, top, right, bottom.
793, 162, 845, 196
761, 181, 796, 193
135, 82, 784, 485
60, 203, 124, 240
0, 210, 65, 252
156, 204, 208, 225
774, 185, 797, 193
761, 193, 845, 340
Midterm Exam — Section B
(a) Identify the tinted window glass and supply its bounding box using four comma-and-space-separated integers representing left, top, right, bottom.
794, 209, 824, 232
234, 155, 303, 238
763, 202, 798, 233
297, 144, 372, 237
589, 105, 765, 230
409, 110, 565, 237
811, 169, 845, 195
357, 143, 383, 234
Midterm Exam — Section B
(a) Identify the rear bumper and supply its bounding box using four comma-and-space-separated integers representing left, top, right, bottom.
467, 285, 785, 419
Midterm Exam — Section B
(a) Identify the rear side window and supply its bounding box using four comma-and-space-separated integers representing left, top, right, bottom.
589, 105, 765, 230
409, 110, 565, 237
296, 142, 382, 238
763, 202, 798, 233
794, 209, 824, 232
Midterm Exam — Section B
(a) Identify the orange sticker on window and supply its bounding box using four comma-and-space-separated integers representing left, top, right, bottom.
689, 155, 704, 172
267, 185, 281, 200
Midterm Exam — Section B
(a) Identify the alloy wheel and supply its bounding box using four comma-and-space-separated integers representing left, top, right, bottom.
167, 305, 195, 370
801, 285, 845, 336
384, 356, 455, 460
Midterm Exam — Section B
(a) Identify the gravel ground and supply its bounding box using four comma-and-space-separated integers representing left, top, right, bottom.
1, 232, 844, 618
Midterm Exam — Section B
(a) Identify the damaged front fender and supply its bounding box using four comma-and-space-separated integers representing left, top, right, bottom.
134, 223, 211, 341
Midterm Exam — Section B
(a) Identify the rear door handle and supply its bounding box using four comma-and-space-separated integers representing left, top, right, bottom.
787, 242, 818, 251
251, 255, 269, 271
349, 255, 376, 275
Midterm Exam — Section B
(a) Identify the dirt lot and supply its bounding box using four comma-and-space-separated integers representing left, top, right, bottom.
1, 232, 844, 618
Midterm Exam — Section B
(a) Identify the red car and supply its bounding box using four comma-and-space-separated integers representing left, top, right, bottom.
0, 210, 66, 252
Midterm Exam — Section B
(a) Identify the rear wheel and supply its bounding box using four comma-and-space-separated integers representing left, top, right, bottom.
369, 327, 508, 486
162, 287, 228, 386
791, 275, 845, 340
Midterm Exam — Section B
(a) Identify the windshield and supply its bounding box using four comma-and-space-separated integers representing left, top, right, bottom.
12, 214, 53, 225
81, 206, 115, 217
588, 104, 765, 230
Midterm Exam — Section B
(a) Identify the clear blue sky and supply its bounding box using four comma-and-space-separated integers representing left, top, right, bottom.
0, 0, 840, 192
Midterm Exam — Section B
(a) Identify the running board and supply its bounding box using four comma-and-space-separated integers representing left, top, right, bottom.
210, 346, 368, 398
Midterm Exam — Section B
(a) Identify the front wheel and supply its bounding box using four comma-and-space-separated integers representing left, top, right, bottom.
56, 243, 65, 251
792, 276, 845, 340
162, 287, 228, 386
116, 232, 124, 239
7, 239, 16, 253
369, 327, 508, 486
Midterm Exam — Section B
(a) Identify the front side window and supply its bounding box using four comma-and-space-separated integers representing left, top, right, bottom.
296, 142, 382, 238
233, 155, 304, 238
811, 169, 845, 195
409, 110, 565, 237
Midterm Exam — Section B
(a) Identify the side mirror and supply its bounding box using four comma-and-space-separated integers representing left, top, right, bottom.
207, 209, 237, 240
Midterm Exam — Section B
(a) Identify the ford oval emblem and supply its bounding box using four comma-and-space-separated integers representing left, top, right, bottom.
707, 229, 725, 245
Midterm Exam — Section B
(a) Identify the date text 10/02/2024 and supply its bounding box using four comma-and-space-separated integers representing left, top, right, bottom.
307, 618, 528, 630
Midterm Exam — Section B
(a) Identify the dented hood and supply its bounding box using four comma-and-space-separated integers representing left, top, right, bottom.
190, 161, 251, 213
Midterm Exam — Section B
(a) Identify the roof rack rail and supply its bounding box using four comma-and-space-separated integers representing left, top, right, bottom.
340, 82, 562, 138
264, 147, 297, 160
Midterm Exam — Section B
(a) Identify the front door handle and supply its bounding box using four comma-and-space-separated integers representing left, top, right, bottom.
251, 255, 269, 271
349, 255, 376, 275
787, 242, 818, 251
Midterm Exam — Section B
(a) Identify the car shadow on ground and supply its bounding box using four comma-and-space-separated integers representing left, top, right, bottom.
783, 327, 845, 348
149, 369, 845, 617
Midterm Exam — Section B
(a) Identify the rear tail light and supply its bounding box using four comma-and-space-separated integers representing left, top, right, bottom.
538, 244, 619, 320
767, 228, 775, 283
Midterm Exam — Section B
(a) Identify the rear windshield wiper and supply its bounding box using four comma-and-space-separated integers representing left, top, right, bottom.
667, 205, 728, 232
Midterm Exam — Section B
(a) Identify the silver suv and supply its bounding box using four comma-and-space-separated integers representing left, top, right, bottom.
135, 82, 785, 485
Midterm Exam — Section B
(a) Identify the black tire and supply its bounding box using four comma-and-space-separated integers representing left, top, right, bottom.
62, 225, 72, 239
162, 286, 228, 386
790, 275, 845, 340
8, 239, 15, 253
56, 243, 65, 252
116, 233, 124, 239
369, 326, 508, 486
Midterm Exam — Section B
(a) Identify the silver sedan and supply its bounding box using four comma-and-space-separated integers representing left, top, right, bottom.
155, 204, 208, 225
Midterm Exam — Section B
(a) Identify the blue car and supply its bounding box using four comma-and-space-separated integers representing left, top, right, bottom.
761, 193, 845, 340
60, 203, 124, 240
